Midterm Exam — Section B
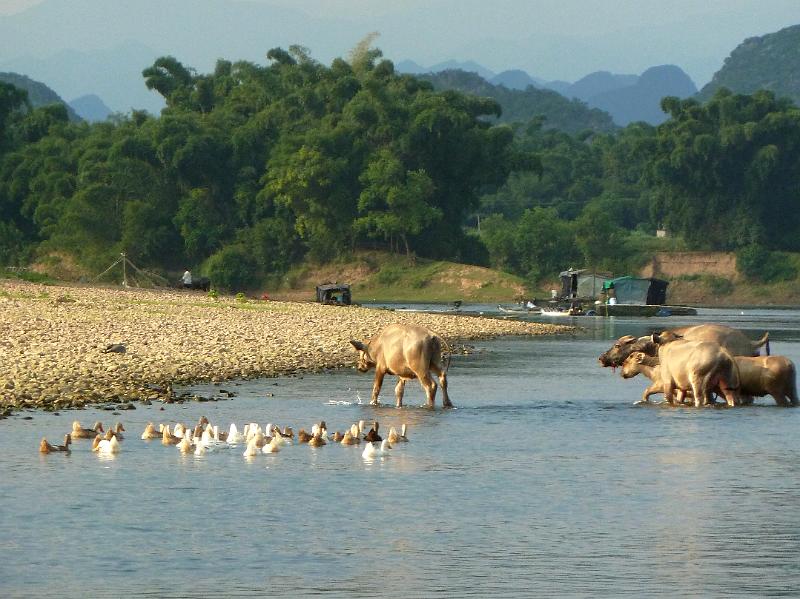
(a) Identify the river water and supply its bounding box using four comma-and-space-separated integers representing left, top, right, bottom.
2, 307, 800, 597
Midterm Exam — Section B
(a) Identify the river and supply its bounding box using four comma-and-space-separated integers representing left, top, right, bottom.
1, 307, 799, 597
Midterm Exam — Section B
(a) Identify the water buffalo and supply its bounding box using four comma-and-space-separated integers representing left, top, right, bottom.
350, 323, 452, 408
652, 334, 741, 408
599, 324, 769, 368
620, 352, 667, 404
735, 355, 798, 407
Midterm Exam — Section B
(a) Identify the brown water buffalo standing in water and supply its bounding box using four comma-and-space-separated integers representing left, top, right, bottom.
734, 355, 798, 406
653, 334, 741, 407
598, 324, 770, 368
350, 323, 452, 408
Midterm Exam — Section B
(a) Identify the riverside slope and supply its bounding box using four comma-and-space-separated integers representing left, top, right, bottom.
0, 281, 570, 413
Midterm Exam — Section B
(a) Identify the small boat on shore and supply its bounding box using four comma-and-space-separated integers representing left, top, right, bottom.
497, 304, 542, 315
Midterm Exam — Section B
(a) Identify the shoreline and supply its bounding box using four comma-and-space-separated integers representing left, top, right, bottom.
0, 281, 572, 415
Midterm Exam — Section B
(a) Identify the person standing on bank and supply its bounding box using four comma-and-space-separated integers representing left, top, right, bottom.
182, 269, 193, 289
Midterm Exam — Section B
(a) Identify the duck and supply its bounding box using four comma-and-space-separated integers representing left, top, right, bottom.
400, 423, 409, 442
309, 433, 327, 447
297, 429, 312, 444
198, 415, 210, 428
387, 427, 400, 444
173, 423, 187, 439
141, 422, 162, 440
350, 423, 360, 439
214, 425, 228, 442
341, 431, 358, 446
262, 435, 281, 454
281, 426, 294, 440
92, 433, 121, 454
194, 440, 208, 456
71, 420, 103, 439
364, 421, 382, 443
362, 439, 391, 459
242, 437, 260, 457
111, 423, 125, 440
161, 425, 182, 445
177, 434, 194, 454
332, 431, 344, 442
227, 423, 245, 444
40, 434, 72, 453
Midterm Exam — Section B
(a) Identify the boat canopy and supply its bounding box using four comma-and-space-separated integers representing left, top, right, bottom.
603, 276, 668, 305
559, 269, 613, 299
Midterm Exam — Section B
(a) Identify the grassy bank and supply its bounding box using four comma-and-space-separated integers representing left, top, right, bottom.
269, 252, 532, 303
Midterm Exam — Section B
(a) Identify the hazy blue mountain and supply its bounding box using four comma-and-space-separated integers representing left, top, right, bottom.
69, 94, 112, 122
490, 69, 542, 90
567, 71, 639, 101
0, 71, 81, 121
395, 59, 427, 74
421, 69, 616, 134
1, 40, 164, 114
698, 24, 800, 105
587, 65, 697, 125
428, 60, 495, 80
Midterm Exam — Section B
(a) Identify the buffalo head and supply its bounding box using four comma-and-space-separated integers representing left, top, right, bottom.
350, 339, 376, 372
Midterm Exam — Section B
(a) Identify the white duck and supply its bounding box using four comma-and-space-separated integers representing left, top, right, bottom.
92, 433, 121, 454
173, 423, 186, 439
177, 434, 193, 454
362, 439, 391, 459
243, 437, 260, 457
262, 436, 281, 454
227, 423, 245, 444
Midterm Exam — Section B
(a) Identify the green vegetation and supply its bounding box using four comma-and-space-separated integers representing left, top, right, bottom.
698, 24, 800, 106
1, 39, 799, 295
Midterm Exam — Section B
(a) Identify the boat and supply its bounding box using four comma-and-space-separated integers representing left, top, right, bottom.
497, 304, 542, 315
597, 303, 697, 317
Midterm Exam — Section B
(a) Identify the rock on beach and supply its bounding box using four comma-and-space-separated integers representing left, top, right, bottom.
0, 281, 571, 412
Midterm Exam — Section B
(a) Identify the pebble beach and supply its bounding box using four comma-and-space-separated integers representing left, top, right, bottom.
0, 281, 571, 414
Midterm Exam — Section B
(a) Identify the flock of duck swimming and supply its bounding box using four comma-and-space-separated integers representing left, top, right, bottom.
40, 418, 408, 460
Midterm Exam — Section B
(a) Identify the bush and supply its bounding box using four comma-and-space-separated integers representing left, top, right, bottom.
203, 244, 259, 291
737, 245, 797, 282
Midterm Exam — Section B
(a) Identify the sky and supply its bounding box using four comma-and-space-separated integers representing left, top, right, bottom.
1, 0, 799, 111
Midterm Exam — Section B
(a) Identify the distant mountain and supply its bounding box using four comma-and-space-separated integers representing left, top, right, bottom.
567, 71, 639, 102
490, 69, 541, 90
587, 65, 697, 126
420, 69, 616, 134
698, 24, 800, 105
69, 94, 112, 122
1, 40, 164, 114
0, 71, 81, 121
427, 60, 495, 80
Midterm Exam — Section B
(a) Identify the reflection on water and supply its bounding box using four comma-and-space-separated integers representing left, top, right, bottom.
1, 308, 800, 596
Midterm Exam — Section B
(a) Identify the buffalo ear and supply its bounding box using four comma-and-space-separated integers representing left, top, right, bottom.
651, 333, 660, 344
350, 340, 367, 352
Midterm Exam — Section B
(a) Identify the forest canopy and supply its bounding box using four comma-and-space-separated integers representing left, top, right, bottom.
1, 44, 799, 289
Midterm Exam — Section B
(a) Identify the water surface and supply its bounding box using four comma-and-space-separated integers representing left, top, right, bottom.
2, 308, 799, 597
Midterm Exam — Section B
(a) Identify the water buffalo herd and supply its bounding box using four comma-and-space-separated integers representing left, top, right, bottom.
599, 324, 798, 407
349, 321, 796, 409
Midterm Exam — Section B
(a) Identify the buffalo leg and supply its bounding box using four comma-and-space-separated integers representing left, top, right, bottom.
419, 373, 438, 407
438, 370, 453, 408
394, 379, 406, 408
371, 369, 386, 405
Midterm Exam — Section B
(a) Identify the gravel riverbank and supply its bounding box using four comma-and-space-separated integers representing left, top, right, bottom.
0, 281, 572, 414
